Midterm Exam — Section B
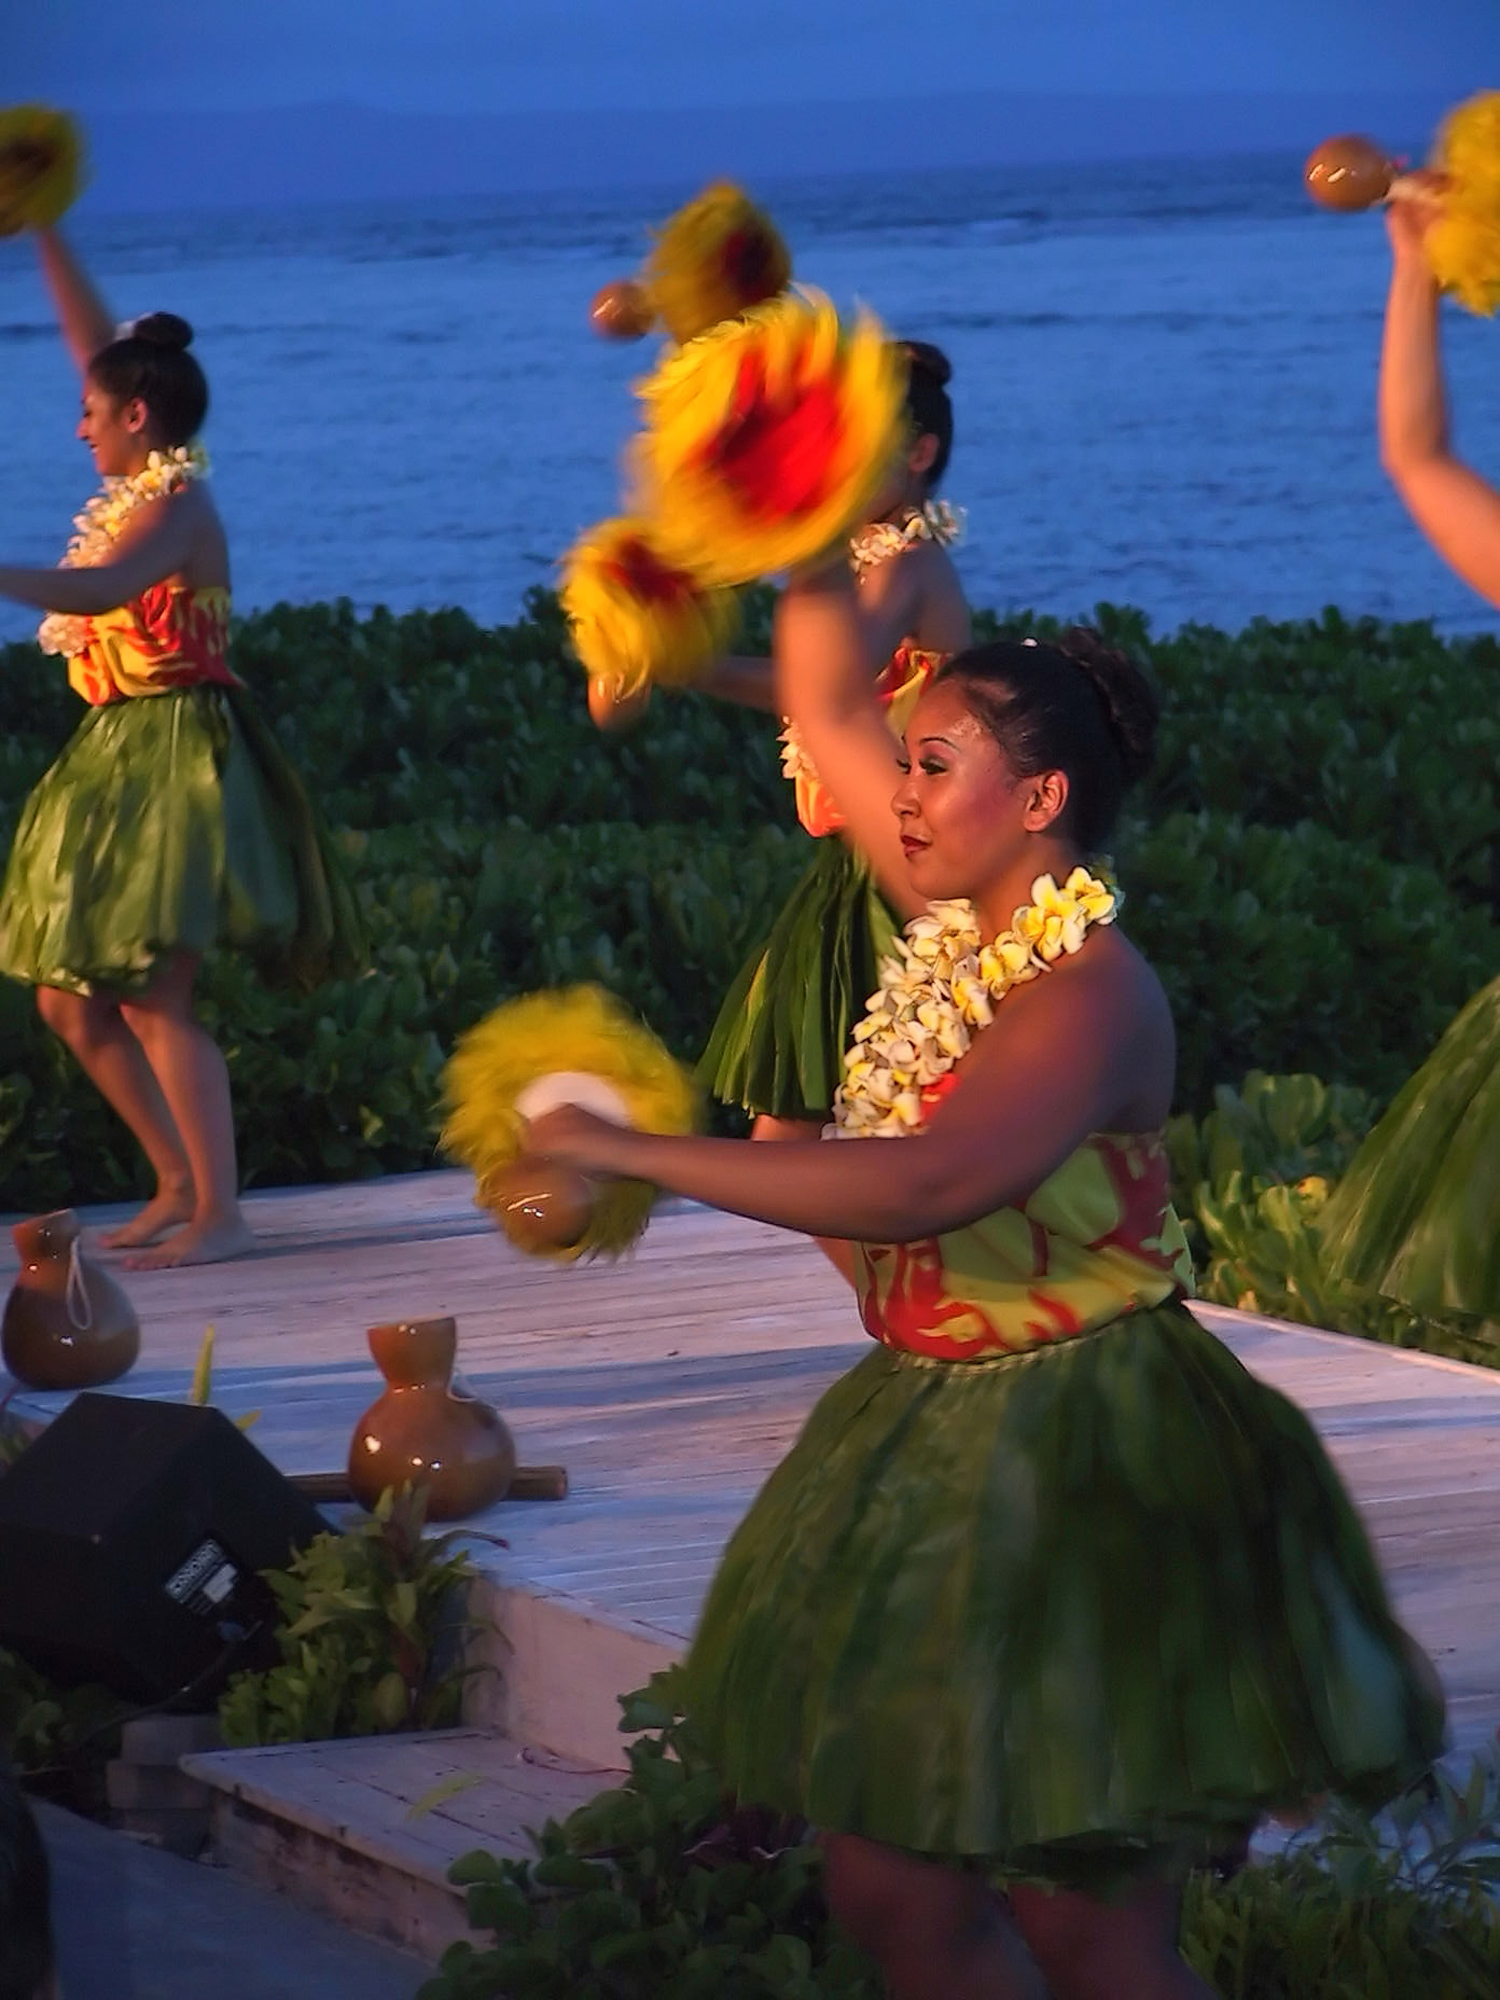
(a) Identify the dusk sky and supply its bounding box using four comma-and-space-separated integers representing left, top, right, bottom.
13, 1, 1499, 114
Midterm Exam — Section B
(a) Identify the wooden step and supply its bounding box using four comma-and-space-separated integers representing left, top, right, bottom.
183, 1726, 625, 1960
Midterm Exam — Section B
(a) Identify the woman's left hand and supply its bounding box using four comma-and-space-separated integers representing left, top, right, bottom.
524, 1103, 640, 1178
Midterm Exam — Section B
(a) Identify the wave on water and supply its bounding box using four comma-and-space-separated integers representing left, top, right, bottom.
0, 149, 1494, 641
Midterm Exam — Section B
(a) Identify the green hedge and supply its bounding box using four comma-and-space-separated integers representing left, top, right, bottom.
0, 594, 1495, 1211
420, 1672, 1500, 2000
1167, 1071, 1500, 1369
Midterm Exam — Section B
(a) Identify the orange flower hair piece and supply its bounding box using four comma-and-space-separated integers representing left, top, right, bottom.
560, 516, 739, 697
631, 288, 907, 588
0, 104, 85, 238
644, 181, 793, 345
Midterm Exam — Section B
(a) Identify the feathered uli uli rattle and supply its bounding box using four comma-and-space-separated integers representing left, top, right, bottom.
0, 104, 86, 236
441, 986, 698, 1259
562, 181, 908, 732
1304, 91, 1500, 315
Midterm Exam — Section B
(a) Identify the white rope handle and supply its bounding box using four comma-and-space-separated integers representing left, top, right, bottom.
65, 1238, 94, 1333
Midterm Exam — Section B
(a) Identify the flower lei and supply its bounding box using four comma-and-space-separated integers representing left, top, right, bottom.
833, 867, 1119, 1138
38, 443, 210, 659
779, 499, 963, 786
847, 497, 964, 578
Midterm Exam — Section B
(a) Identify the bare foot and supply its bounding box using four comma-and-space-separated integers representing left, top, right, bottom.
100, 1186, 196, 1250
123, 1212, 257, 1271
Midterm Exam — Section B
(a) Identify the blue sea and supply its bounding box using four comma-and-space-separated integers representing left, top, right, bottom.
2, 152, 1498, 645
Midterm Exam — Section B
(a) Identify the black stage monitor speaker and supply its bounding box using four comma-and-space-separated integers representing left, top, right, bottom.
0, 1393, 327, 1702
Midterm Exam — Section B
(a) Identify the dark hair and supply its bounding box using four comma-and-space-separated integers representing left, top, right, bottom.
0, 1766, 53, 2000
898, 340, 954, 485
88, 311, 208, 446
936, 627, 1159, 850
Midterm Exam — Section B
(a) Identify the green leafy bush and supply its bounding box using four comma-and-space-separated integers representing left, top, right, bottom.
0, 1644, 123, 1810
0, 595, 1496, 1210
1183, 1754, 1500, 1999
985, 602, 1500, 904
420, 1669, 880, 2000
1168, 1072, 1500, 1368
217, 1488, 482, 1747
1121, 814, 1498, 1108
421, 1674, 1500, 2000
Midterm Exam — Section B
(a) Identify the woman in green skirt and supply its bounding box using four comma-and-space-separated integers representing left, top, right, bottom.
699, 342, 972, 1156
0, 226, 361, 1268
1320, 172, 1500, 1316
527, 562, 1443, 1997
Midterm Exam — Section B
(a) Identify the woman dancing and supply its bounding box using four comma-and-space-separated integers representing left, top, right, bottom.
527, 563, 1443, 1998
699, 342, 971, 1145
1320, 174, 1500, 1315
0, 227, 361, 1268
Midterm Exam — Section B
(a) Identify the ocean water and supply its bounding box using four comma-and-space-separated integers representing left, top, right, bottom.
2, 153, 1498, 646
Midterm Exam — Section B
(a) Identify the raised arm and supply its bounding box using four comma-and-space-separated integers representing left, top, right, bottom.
34, 228, 117, 375
1380, 182, 1500, 609
699, 543, 948, 714
696, 655, 779, 710
773, 561, 921, 913
0, 493, 199, 616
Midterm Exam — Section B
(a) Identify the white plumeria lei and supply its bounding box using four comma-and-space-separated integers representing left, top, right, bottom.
38, 442, 210, 658
833, 866, 1119, 1138
779, 499, 964, 785
847, 497, 964, 578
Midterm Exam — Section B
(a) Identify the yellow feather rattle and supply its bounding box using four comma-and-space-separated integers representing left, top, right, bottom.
0, 104, 86, 237
571, 185, 905, 716
440, 986, 698, 1260
589, 181, 793, 346
630, 287, 908, 589
559, 515, 740, 729
1304, 90, 1500, 315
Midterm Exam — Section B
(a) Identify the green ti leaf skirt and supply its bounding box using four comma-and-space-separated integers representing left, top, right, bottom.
0, 685, 365, 997
699, 835, 897, 1121
1320, 976, 1500, 1319
683, 1301, 1445, 1892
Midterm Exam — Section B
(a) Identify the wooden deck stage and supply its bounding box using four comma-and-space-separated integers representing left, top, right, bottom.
5, 1170, 1499, 1766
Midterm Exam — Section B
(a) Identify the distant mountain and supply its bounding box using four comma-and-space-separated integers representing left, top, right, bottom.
76, 89, 1450, 215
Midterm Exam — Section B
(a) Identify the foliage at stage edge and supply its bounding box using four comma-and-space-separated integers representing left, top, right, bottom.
0, 1641, 124, 1817
1168, 1070, 1500, 1369
417, 1669, 1500, 2000
418, 1670, 882, 2000
217, 1486, 483, 1747
0, 592, 1496, 1217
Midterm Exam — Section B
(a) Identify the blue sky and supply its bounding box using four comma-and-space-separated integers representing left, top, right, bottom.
13, 1, 1499, 113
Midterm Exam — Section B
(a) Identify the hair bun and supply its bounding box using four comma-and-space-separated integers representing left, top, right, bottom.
1053, 626, 1159, 783
129, 311, 194, 351
902, 339, 952, 388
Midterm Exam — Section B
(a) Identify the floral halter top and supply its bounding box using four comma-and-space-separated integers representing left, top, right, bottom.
66, 584, 239, 707
856, 1079, 1194, 1363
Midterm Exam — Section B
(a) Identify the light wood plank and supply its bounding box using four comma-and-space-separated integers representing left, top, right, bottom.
2, 1178, 1497, 1767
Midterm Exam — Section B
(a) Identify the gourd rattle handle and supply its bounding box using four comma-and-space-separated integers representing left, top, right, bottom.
489, 1154, 597, 1256
590, 277, 656, 340
1303, 135, 1424, 213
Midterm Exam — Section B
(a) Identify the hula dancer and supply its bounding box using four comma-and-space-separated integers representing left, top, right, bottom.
0, 226, 362, 1268
1320, 167, 1500, 1315
699, 342, 972, 1147
525, 564, 1443, 1998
